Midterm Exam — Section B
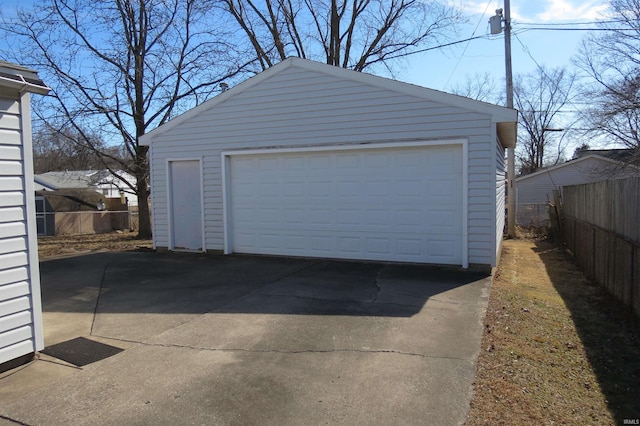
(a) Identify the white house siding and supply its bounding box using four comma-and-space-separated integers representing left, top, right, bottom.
147, 62, 509, 267
515, 156, 628, 225
495, 138, 506, 261
0, 91, 44, 365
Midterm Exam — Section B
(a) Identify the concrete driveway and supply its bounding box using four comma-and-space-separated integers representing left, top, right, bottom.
0, 252, 491, 425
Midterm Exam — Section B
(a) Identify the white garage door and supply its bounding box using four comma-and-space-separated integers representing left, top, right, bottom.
227, 143, 464, 265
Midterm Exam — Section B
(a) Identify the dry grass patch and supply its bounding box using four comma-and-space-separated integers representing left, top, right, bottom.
37, 232, 152, 258
467, 239, 640, 425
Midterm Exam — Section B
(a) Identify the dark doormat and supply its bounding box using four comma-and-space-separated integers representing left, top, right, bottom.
42, 337, 124, 367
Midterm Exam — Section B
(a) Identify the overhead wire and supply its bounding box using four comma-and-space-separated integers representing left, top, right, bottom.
516, 19, 632, 26
512, 32, 587, 125
443, 0, 496, 89
390, 17, 638, 61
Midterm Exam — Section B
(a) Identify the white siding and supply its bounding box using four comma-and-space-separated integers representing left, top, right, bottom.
515, 156, 634, 225
516, 156, 628, 204
495, 138, 506, 263
147, 63, 504, 267
0, 92, 43, 366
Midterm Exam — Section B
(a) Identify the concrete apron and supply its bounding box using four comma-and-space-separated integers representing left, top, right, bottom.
0, 252, 492, 426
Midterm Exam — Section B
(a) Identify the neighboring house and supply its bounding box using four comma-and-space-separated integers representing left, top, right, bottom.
35, 169, 137, 206
0, 61, 50, 370
34, 188, 107, 236
573, 147, 639, 165
515, 154, 637, 226
140, 58, 517, 271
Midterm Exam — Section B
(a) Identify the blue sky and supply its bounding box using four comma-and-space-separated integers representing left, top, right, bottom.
1, 0, 609, 93
1, 0, 611, 150
401, 0, 609, 91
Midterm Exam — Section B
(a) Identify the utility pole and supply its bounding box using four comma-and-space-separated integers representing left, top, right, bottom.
504, 0, 516, 239
491, 1, 516, 238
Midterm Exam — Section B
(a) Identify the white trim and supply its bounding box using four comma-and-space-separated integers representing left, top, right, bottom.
19, 91, 44, 352
0, 76, 50, 95
139, 57, 517, 146
222, 138, 469, 267
461, 140, 469, 269
222, 138, 465, 157
199, 157, 206, 253
166, 158, 206, 253
221, 154, 232, 254
149, 145, 157, 250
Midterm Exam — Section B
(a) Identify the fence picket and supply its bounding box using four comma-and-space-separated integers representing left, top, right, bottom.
561, 177, 640, 317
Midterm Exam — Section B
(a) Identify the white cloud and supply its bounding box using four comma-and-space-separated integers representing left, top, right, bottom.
457, 0, 610, 23
458, 1, 502, 16
535, 0, 609, 22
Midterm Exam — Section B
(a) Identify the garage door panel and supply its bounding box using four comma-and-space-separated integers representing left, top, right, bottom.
229, 145, 463, 264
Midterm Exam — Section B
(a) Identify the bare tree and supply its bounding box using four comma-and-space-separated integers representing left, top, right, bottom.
513, 66, 575, 176
450, 72, 500, 103
1, 0, 250, 237
576, 0, 640, 165
221, 0, 463, 72
32, 126, 125, 174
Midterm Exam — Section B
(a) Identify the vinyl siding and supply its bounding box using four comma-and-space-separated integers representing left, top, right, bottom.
495, 138, 506, 263
148, 65, 501, 267
516, 156, 627, 205
0, 93, 43, 365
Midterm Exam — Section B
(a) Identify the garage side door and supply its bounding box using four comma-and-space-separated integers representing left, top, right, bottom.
228, 145, 463, 264
169, 160, 203, 251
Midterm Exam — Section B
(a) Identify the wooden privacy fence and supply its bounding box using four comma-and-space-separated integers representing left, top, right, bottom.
560, 177, 640, 317
37, 211, 139, 236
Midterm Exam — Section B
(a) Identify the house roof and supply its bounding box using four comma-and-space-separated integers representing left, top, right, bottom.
35, 170, 136, 190
36, 189, 103, 212
139, 57, 518, 148
0, 60, 50, 95
574, 148, 637, 163
36, 170, 98, 189
515, 154, 632, 182
34, 175, 60, 191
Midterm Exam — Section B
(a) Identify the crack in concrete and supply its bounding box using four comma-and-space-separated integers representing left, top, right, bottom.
249, 291, 416, 309
135, 341, 475, 362
0, 414, 31, 425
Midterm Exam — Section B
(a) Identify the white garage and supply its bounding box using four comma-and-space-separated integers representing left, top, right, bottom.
140, 58, 517, 271
225, 142, 464, 265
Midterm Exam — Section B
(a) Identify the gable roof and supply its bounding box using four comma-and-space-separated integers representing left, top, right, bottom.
139, 57, 517, 148
35, 170, 136, 190
36, 170, 97, 189
515, 154, 634, 182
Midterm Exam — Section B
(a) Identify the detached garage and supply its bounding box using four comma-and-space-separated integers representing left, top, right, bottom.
140, 58, 517, 270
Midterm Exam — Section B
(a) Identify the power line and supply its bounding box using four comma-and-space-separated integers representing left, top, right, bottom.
517, 26, 639, 31
444, 0, 495, 89
391, 19, 638, 62
387, 35, 492, 60
516, 19, 632, 26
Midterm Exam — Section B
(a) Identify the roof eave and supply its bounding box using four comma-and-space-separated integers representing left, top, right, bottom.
0, 74, 50, 95
497, 121, 517, 149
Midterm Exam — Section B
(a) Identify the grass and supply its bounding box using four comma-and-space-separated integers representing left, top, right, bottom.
467, 239, 640, 425
37, 232, 152, 258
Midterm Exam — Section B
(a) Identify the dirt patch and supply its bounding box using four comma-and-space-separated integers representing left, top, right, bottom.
467, 239, 640, 425
37, 233, 152, 259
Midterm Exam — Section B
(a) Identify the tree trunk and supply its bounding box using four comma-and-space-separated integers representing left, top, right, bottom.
134, 146, 152, 238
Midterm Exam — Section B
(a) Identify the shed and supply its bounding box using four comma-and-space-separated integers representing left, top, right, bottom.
0, 61, 49, 370
515, 154, 637, 226
140, 58, 517, 270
